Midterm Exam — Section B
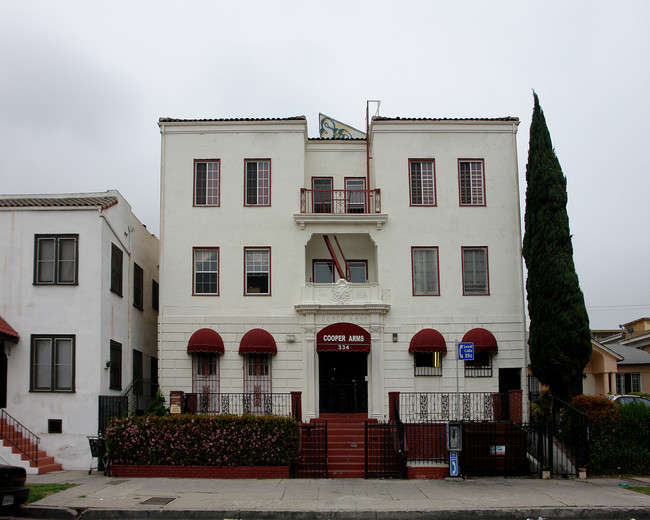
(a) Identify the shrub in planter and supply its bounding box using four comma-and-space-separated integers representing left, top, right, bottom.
105, 414, 301, 467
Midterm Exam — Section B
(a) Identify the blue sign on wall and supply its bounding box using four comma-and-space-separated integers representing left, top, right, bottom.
449, 451, 459, 477
458, 342, 474, 360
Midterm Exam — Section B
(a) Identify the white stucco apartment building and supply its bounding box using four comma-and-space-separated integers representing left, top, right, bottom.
158, 112, 527, 421
0, 191, 159, 471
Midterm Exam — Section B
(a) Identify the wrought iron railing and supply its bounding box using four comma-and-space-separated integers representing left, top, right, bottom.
299, 189, 381, 214
0, 409, 39, 466
98, 378, 158, 434
183, 392, 292, 416
398, 392, 510, 423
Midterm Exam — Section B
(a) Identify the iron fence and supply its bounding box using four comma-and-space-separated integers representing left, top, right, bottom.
292, 420, 328, 478
365, 421, 406, 478
183, 392, 293, 416
0, 409, 39, 465
299, 188, 382, 214
399, 392, 510, 423
98, 395, 128, 435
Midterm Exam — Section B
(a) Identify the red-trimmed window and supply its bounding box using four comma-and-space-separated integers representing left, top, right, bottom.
412, 247, 439, 296
345, 178, 365, 213
313, 259, 367, 283
409, 160, 436, 206
194, 160, 220, 206
462, 247, 489, 295
459, 159, 485, 206
243, 354, 272, 413
312, 177, 333, 213
192, 353, 220, 412
245, 160, 271, 206
193, 247, 219, 295
245, 247, 270, 295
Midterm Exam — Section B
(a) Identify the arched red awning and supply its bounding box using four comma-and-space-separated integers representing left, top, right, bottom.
461, 328, 498, 352
316, 322, 370, 352
239, 328, 277, 355
187, 328, 224, 354
408, 328, 447, 353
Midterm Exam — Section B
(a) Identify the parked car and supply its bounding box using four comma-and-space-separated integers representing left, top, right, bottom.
606, 395, 650, 408
0, 465, 29, 509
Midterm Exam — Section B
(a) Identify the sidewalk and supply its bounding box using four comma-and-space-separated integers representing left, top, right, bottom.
11, 470, 650, 519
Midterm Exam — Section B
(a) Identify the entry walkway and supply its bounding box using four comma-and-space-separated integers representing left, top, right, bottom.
13, 470, 650, 519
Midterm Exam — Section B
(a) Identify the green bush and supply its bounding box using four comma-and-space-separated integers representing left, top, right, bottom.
105, 414, 301, 466
567, 394, 650, 474
145, 389, 167, 416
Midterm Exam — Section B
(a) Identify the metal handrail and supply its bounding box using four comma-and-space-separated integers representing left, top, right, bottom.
300, 188, 381, 214
0, 409, 39, 465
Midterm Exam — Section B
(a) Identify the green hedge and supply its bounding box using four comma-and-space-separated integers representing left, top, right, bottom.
105, 414, 301, 466
567, 395, 650, 474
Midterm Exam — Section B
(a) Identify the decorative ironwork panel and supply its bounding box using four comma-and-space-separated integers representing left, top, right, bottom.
419, 393, 429, 422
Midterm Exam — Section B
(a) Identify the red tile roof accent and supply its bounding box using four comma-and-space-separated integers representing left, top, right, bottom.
159, 116, 306, 123
0, 196, 118, 210
0, 316, 19, 341
372, 116, 519, 122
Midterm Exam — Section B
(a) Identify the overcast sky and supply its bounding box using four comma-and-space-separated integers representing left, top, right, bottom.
1, 1, 648, 329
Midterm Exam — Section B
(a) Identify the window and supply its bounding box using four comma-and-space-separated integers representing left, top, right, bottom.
313, 260, 334, 283
132, 349, 143, 396
194, 160, 220, 206
412, 247, 439, 296
243, 354, 272, 413
192, 353, 220, 413
312, 177, 333, 213
193, 248, 219, 295
409, 160, 436, 206
109, 340, 122, 390
616, 372, 641, 394
133, 263, 143, 310
245, 248, 270, 295
34, 234, 78, 285
464, 350, 492, 377
150, 356, 159, 387
30, 335, 75, 392
245, 160, 271, 206
414, 352, 442, 376
346, 178, 365, 213
152, 280, 159, 310
110, 243, 123, 296
348, 261, 367, 283
459, 160, 485, 206
462, 247, 489, 295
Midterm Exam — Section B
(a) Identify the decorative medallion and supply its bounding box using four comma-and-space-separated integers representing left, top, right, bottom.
332, 279, 352, 304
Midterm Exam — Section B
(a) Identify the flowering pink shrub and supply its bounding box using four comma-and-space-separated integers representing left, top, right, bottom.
105, 414, 301, 466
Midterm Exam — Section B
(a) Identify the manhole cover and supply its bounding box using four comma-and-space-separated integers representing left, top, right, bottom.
141, 497, 176, 505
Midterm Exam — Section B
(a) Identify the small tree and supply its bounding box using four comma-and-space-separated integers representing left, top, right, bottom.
522, 92, 592, 397
145, 388, 167, 416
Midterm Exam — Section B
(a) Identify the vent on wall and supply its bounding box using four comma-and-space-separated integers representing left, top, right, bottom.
48, 419, 62, 434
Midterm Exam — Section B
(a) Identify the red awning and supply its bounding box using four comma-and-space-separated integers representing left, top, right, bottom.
239, 328, 277, 355
461, 328, 498, 352
316, 322, 370, 353
0, 316, 19, 343
408, 328, 447, 353
187, 328, 224, 354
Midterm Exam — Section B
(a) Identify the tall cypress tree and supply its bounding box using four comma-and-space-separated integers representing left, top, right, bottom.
522, 92, 592, 397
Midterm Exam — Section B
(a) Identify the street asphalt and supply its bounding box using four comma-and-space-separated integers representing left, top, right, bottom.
2, 470, 649, 519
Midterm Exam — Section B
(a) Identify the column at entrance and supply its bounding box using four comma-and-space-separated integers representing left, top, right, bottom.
369, 321, 384, 420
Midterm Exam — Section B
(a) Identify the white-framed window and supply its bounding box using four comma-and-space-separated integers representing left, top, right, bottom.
616, 372, 641, 394
193, 247, 219, 295
30, 335, 75, 392
414, 352, 442, 376
412, 247, 439, 296
245, 160, 271, 206
409, 160, 436, 206
245, 247, 270, 295
194, 160, 220, 206
34, 234, 78, 285
459, 160, 485, 206
462, 247, 489, 295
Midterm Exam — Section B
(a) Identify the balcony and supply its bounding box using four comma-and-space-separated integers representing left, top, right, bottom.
295, 280, 390, 315
294, 189, 388, 229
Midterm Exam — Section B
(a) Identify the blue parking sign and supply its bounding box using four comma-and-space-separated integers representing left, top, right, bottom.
449, 451, 459, 477
458, 342, 474, 360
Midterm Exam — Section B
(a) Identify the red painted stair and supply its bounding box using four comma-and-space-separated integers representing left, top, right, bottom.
321, 413, 368, 478
0, 421, 62, 474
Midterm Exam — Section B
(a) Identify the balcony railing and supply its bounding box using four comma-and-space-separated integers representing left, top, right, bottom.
300, 189, 381, 214
183, 392, 293, 417
398, 392, 511, 423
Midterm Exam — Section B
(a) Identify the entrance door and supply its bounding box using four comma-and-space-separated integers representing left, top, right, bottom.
318, 351, 368, 413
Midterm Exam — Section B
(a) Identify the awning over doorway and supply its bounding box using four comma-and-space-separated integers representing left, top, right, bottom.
316, 322, 370, 352
462, 328, 498, 352
0, 316, 19, 344
239, 328, 277, 355
408, 328, 447, 353
187, 328, 224, 354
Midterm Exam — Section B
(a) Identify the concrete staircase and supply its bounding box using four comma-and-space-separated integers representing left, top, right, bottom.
322, 413, 368, 478
0, 420, 62, 475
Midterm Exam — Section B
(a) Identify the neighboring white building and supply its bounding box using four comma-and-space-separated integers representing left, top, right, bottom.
158, 112, 527, 421
0, 191, 159, 471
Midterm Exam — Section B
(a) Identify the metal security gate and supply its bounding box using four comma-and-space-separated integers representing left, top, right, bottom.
97, 395, 128, 435
292, 420, 328, 478
365, 421, 406, 479
461, 422, 529, 476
